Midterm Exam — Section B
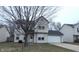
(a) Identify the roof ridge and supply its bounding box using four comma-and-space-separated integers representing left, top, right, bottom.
36, 16, 49, 23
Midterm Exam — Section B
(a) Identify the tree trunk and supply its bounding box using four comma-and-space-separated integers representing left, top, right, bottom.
24, 34, 28, 47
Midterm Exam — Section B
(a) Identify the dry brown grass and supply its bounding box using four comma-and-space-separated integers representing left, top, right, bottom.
0, 42, 74, 52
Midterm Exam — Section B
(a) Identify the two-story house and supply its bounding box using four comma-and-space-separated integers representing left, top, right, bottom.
14, 16, 63, 43
14, 16, 49, 43
60, 23, 79, 42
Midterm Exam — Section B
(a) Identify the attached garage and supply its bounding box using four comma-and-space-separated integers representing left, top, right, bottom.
48, 30, 63, 43
48, 36, 61, 42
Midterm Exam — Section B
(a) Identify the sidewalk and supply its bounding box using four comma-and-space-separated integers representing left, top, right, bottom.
50, 43, 79, 52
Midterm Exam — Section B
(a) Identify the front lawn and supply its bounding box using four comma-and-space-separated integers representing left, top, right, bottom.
0, 42, 74, 52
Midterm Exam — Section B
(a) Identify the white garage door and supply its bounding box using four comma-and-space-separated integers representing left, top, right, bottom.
48, 36, 61, 42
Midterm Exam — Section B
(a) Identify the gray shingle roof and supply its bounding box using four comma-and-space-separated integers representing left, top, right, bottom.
48, 30, 63, 36
64, 24, 74, 28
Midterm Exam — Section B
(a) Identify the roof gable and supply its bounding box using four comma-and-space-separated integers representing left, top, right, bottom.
15, 16, 49, 29
74, 23, 79, 25
61, 23, 79, 29
36, 16, 49, 23
60, 24, 74, 30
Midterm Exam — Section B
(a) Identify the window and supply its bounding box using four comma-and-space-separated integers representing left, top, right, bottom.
42, 37, 44, 40
38, 26, 41, 29
31, 36, 33, 39
38, 37, 41, 40
24, 37, 26, 40
16, 37, 19, 40
42, 26, 45, 29
38, 37, 44, 40
38, 26, 45, 30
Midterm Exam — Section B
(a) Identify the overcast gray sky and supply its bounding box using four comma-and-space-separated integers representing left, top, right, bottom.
53, 6, 79, 25
0, 6, 79, 25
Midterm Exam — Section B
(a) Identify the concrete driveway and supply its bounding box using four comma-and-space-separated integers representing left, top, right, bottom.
50, 43, 79, 52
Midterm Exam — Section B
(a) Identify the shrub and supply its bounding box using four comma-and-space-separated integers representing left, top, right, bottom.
18, 40, 23, 43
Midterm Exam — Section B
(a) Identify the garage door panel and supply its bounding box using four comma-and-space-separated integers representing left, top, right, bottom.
48, 36, 60, 42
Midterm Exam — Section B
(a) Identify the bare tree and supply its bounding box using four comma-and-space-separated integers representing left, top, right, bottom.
0, 6, 59, 47
56, 22, 61, 31
49, 21, 61, 31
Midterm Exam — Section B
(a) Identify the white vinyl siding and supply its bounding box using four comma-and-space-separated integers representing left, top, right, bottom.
0, 27, 9, 42
48, 36, 61, 42
34, 34, 48, 43
60, 25, 74, 42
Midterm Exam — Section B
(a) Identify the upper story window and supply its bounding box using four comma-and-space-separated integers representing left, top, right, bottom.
38, 26, 45, 30
38, 26, 41, 29
16, 37, 19, 40
42, 26, 45, 29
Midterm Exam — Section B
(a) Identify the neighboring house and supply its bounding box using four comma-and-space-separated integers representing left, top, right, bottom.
14, 16, 63, 43
0, 25, 9, 42
60, 23, 79, 42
